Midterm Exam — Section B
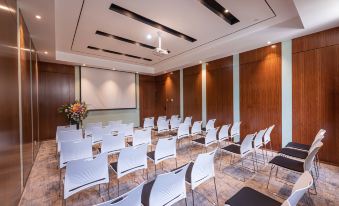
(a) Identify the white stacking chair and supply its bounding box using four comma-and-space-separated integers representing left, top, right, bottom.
63, 153, 109, 204
176, 123, 190, 146
141, 163, 190, 206
57, 130, 83, 152
110, 144, 148, 196
263, 124, 275, 159
108, 121, 123, 133
220, 133, 257, 180
96, 182, 144, 206
218, 124, 231, 145
170, 114, 179, 122
143, 117, 154, 129
157, 116, 166, 126
124, 123, 134, 138
100, 133, 125, 156
191, 127, 218, 155
156, 119, 170, 137
56, 125, 77, 142
191, 121, 202, 139
230, 121, 241, 143
147, 136, 177, 175
205, 119, 216, 132
86, 122, 103, 130
225, 171, 313, 206
186, 149, 218, 206
128, 128, 152, 147
252, 128, 267, 167
90, 126, 113, 145
183, 116, 192, 126
170, 117, 181, 131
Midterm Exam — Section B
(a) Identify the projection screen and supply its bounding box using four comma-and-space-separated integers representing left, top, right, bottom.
80, 67, 136, 110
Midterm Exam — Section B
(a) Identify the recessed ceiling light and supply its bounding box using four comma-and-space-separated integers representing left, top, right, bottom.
136, 72, 139, 74
224, 9, 229, 13
35, 15, 41, 20
0, 4, 15, 12
146, 34, 152, 40
199, 60, 202, 64
271, 45, 276, 48
82, 64, 86, 66
267, 41, 271, 45
43, 51, 48, 54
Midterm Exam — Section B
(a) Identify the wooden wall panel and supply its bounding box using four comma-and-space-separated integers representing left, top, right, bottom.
240, 44, 282, 150
184, 65, 202, 122
139, 75, 156, 123
38, 62, 75, 141
20, 13, 33, 186
31, 44, 39, 159
206, 56, 233, 127
0, 0, 22, 204
292, 28, 339, 165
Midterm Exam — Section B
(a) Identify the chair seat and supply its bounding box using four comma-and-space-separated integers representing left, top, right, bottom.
192, 137, 206, 145
110, 162, 118, 173
280, 148, 308, 159
285, 142, 311, 151
269, 156, 304, 173
127, 141, 133, 146
141, 179, 156, 206
225, 187, 281, 206
221, 144, 241, 155
147, 151, 155, 161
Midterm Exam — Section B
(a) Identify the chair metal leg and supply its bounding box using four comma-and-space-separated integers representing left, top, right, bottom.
154, 164, 157, 176
191, 190, 195, 206
261, 147, 266, 164
310, 170, 318, 195
267, 165, 275, 189
185, 198, 188, 206
213, 177, 219, 206
117, 179, 120, 197
269, 141, 273, 157
107, 182, 110, 199
146, 168, 149, 180
175, 158, 178, 168
251, 153, 256, 172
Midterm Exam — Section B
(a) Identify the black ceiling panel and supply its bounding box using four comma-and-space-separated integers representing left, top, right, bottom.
198, 0, 240, 25
87, 46, 152, 61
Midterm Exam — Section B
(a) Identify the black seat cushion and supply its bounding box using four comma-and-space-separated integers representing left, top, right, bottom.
127, 141, 133, 146
280, 148, 308, 159
147, 151, 155, 161
269, 156, 304, 173
285, 142, 311, 151
141, 179, 156, 206
110, 162, 118, 173
222, 144, 241, 154
192, 137, 206, 145
225, 187, 281, 206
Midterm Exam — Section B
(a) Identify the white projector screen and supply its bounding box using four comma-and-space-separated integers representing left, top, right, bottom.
80, 67, 136, 110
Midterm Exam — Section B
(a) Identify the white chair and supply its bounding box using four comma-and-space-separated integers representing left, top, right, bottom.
63, 153, 109, 204
108, 121, 123, 133
147, 136, 177, 175
89, 126, 112, 145
205, 119, 216, 132
143, 117, 154, 129
110, 144, 148, 195
225, 171, 313, 206
128, 128, 152, 147
100, 133, 125, 156
56, 125, 77, 142
157, 116, 166, 126
141, 163, 190, 206
263, 124, 275, 159
191, 121, 202, 139
183, 116, 192, 126
186, 149, 218, 206
124, 123, 134, 138
86, 122, 103, 130
96, 182, 144, 206
156, 119, 170, 137
170, 117, 181, 131
230, 121, 241, 142
191, 127, 218, 155
170, 114, 179, 122
252, 128, 267, 168
57, 130, 83, 152
176, 123, 190, 141
218, 124, 231, 144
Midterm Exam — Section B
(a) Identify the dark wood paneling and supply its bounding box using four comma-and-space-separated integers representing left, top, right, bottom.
240, 44, 282, 150
184, 65, 202, 122
206, 57, 233, 126
38, 62, 75, 141
20, 12, 33, 186
31, 43, 39, 159
139, 75, 156, 123
292, 27, 339, 165
0, 0, 21, 204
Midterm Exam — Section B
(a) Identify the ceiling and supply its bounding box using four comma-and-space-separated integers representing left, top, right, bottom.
18, 0, 339, 74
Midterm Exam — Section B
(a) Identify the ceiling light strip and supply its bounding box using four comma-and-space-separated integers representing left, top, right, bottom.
198, 0, 239, 25
109, 3, 197, 42
88, 46, 152, 61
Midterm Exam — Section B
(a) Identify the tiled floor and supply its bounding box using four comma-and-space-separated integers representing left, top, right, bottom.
19, 136, 339, 206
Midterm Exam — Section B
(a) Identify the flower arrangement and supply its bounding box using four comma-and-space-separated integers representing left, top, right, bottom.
58, 100, 88, 126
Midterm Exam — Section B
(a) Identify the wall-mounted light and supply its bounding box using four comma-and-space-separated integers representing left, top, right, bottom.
35, 15, 42, 20
44, 51, 48, 54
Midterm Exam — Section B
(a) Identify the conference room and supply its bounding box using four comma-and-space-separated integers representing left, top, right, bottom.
1, 0, 339, 205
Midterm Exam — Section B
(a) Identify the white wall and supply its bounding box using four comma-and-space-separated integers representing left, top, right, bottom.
74, 66, 140, 127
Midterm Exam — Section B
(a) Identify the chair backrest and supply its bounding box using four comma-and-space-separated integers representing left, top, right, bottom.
158, 119, 169, 133
218, 124, 231, 141
154, 137, 177, 164
86, 122, 102, 129
170, 117, 181, 130
116, 124, 128, 135
108, 120, 122, 127
60, 137, 93, 168
240, 133, 256, 157
148, 163, 189, 206
177, 123, 190, 139
124, 123, 134, 137
157, 116, 166, 125
191, 149, 217, 190
281, 172, 313, 206
263, 124, 275, 144
117, 144, 148, 178
90, 126, 111, 144
205, 127, 218, 146
96, 182, 144, 206
304, 142, 323, 171
64, 153, 109, 199
183, 116, 192, 126
57, 130, 83, 152
191, 121, 202, 135
253, 129, 267, 149
205, 119, 216, 131
143, 117, 154, 128
310, 129, 326, 148
133, 128, 151, 146
230, 121, 241, 136
170, 115, 179, 121
56, 125, 77, 142
101, 133, 125, 155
